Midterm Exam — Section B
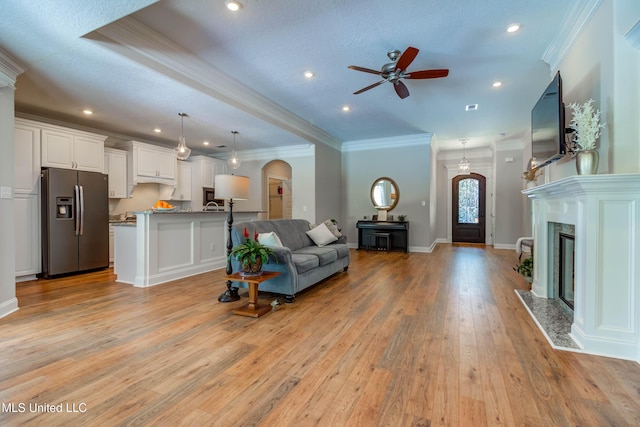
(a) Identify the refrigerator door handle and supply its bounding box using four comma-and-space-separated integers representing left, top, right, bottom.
79, 185, 85, 236
74, 185, 81, 236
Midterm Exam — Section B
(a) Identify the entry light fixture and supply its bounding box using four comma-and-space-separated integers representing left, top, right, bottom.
458, 140, 471, 175
227, 130, 241, 169
175, 112, 192, 160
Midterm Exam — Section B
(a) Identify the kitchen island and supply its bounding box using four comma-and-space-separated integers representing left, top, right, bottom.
113, 210, 259, 287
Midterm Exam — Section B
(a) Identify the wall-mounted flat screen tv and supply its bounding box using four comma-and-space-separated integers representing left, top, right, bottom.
531, 71, 566, 168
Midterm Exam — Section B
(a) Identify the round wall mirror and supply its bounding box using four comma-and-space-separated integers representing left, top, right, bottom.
370, 177, 399, 211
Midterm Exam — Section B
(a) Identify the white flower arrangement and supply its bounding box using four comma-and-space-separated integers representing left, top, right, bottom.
566, 99, 606, 154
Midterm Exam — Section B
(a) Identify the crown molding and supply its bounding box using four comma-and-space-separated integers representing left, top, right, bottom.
216, 144, 314, 161
542, 0, 603, 75
341, 133, 432, 153
625, 20, 640, 50
89, 17, 341, 150
437, 147, 493, 161
0, 47, 26, 88
495, 138, 528, 151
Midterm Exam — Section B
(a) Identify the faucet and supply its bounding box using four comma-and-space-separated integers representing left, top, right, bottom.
205, 201, 219, 211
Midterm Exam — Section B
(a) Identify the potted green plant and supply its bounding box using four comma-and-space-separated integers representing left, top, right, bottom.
230, 228, 276, 276
513, 256, 533, 283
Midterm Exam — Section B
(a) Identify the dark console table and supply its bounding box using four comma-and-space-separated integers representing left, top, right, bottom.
356, 220, 409, 253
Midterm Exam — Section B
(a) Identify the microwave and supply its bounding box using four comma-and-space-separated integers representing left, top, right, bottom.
203, 187, 224, 207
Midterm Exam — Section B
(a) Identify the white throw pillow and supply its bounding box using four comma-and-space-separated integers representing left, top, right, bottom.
323, 219, 342, 238
258, 231, 284, 247
306, 223, 338, 246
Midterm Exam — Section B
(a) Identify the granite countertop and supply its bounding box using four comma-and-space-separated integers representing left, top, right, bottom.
133, 210, 263, 215
111, 221, 137, 227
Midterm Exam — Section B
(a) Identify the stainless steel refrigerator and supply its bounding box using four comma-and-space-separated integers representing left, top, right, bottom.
41, 167, 109, 278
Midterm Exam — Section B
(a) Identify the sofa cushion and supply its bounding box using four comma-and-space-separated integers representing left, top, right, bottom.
327, 243, 349, 259
257, 231, 283, 247
323, 219, 342, 238
306, 223, 338, 246
291, 253, 319, 274
294, 246, 338, 266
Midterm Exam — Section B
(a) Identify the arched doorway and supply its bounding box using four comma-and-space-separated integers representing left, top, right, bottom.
452, 173, 486, 244
262, 160, 292, 220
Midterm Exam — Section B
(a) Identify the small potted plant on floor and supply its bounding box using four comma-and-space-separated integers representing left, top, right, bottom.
514, 256, 534, 284
230, 228, 276, 276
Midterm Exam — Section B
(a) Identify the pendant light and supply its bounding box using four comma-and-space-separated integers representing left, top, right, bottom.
457, 140, 470, 175
228, 130, 241, 170
175, 112, 191, 160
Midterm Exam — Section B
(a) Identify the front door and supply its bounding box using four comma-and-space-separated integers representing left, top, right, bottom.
452, 173, 486, 244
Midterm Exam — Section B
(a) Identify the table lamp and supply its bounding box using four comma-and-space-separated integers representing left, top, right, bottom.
214, 174, 250, 302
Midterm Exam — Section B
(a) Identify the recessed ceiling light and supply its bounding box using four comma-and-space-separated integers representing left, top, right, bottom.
342, 105, 350, 112
507, 23, 520, 33
82, 109, 93, 115
465, 104, 478, 111
225, 0, 242, 11
492, 81, 502, 88
153, 128, 162, 133
304, 71, 315, 79
203, 141, 210, 146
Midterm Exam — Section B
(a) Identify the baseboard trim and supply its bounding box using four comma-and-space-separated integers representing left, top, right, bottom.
0, 297, 19, 319
494, 243, 517, 251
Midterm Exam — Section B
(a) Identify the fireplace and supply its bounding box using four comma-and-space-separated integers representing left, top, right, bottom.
523, 174, 640, 362
549, 223, 575, 310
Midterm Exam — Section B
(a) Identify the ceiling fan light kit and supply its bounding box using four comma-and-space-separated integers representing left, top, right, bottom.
348, 46, 449, 99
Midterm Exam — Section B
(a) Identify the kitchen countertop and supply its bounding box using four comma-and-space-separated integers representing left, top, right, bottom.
111, 221, 137, 227
133, 210, 263, 215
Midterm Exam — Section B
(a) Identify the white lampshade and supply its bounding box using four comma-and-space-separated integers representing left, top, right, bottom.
214, 174, 249, 200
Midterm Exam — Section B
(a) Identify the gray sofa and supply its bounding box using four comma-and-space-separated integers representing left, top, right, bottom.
230, 219, 350, 302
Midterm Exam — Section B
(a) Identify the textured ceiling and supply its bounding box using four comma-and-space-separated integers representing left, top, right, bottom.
1, 0, 576, 155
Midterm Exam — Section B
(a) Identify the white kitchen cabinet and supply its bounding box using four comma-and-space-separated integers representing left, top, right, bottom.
116, 141, 177, 195
14, 118, 42, 279
201, 157, 214, 188
14, 119, 41, 194
41, 124, 105, 172
109, 224, 114, 264
104, 148, 127, 198
170, 161, 192, 201
213, 158, 227, 179
15, 194, 40, 278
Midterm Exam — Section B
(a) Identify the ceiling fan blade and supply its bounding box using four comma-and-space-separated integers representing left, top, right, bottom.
394, 81, 410, 99
353, 80, 386, 95
395, 47, 419, 72
404, 69, 450, 79
348, 65, 381, 75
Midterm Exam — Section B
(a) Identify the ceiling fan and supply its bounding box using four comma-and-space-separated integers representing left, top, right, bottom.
348, 47, 449, 99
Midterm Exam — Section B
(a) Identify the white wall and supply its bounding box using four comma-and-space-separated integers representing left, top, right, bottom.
546, 0, 640, 180
226, 145, 316, 223
0, 83, 18, 317
315, 143, 342, 224
494, 145, 527, 247
342, 135, 432, 251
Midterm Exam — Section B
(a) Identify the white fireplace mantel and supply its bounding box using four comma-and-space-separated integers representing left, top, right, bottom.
523, 174, 640, 362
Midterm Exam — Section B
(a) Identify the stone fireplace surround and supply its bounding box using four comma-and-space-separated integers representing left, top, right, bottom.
523, 174, 640, 362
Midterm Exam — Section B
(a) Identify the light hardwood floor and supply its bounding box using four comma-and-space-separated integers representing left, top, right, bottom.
1, 245, 639, 426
